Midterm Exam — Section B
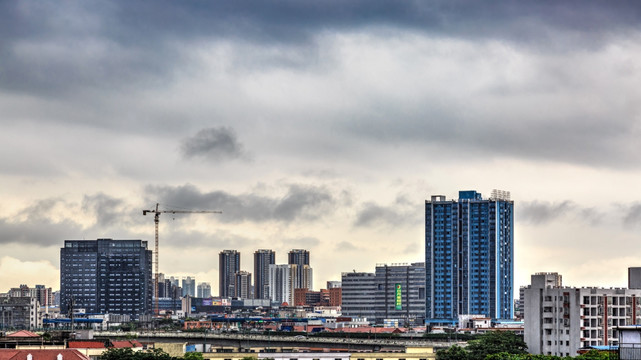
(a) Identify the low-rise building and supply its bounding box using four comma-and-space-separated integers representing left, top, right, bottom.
342, 263, 425, 326
525, 270, 641, 357
0, 297, 41, 330
0, 349, 90, 360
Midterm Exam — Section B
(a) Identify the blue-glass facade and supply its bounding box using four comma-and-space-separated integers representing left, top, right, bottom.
425, 190, 514, 322
60, 238, 152, 318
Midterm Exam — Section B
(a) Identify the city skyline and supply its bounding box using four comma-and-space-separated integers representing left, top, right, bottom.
2, 2, 641, 294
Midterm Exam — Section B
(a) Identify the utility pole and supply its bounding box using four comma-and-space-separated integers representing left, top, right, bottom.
143, 203, 222, 315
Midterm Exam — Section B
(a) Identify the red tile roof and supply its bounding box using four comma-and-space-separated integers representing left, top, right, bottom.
111, 340, 142, 348
68, 341, 106, 349
6, 330, 40, 338
0, 349, 90, 360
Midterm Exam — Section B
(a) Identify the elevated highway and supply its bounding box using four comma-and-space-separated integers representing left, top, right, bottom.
94, 332, 463, 351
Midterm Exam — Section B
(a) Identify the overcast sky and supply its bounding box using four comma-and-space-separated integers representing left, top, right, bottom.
2, 1, 641, 296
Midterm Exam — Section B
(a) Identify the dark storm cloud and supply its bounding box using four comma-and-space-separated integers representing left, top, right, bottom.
180, 127, 249, 162
3, 1, 641, 95
145, 183, 336, 224
518, 200, 576, 225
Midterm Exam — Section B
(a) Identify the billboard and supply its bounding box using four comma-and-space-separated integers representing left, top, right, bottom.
395, 283, 402, 310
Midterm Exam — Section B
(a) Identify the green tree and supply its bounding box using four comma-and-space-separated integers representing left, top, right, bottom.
184, 353, 204, 360
575, 350, 618, 360
436, 345, 469, 360
101, 347, 181, 360
466, 331, 527, 360
485, 354, 564, 360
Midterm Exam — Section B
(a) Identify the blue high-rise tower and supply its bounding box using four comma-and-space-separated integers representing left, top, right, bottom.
425, 190, 514, 323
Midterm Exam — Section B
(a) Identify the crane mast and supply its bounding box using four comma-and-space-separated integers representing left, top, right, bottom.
142, 203, 222, 315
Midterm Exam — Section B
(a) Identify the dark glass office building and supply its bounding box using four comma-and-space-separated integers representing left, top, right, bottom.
425, 190, 514, 323
60, 238, 152, 317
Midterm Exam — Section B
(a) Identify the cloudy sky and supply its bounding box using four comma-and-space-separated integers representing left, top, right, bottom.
2, 1, 641, 296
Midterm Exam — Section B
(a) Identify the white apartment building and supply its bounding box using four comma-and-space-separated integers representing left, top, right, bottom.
525, 271, 641, 357
269, 264, 297, 305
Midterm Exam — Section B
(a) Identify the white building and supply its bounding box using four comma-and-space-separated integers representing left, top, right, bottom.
269, 264, 297, 305
525, 271, 641, 357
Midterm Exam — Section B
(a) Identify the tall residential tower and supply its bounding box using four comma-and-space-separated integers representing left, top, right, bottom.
288, 249, 313, 290
254, 249, 275, 299
425, 190, 514, 322
219, 250, 240, 297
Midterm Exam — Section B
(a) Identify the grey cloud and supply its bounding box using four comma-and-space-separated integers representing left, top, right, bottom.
162, 228, 258, 249
335, 241, 358, 252
354, 195, 419, 228
0, 199, 83, 246
518, 201, 575, 225
623, 203, 641, 228
282, 237, 320, 249
3, 1, 640, 97
580, 208, 605, 227
0, 218, 83, 247
181, 127, 249, 162
145, 183, 336, 224
344, 102, 641, 169
402, 243, 419, 255
0, 195, 148, 247
82, 193, 127, 228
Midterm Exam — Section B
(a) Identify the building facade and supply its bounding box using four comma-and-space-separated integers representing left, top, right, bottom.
182, 277, 196, 297
294, 287, 342, 307
254, 249, 275, 300
289, 249, 313, 290
524, 272, 641, 357
197, 282, 212, 298
374, 263, 426, 326
327, 281, 342, 289
341, 271, 377, 321
8, 285, 53, 308
269, 264, 297, 305
234, 271, 252, 299
157, 273, 182, 302
629, 267, 641, 289
425, 190, 514, 322
60, 239, 152, 317
219, 250, 240, 298
342, 263, 425, 325
0, 297, 41, 330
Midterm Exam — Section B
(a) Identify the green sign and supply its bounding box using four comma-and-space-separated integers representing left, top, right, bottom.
395, 283, 402, 310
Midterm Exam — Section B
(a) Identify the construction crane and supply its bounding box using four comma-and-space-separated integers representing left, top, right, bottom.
143, 203, 222, 315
